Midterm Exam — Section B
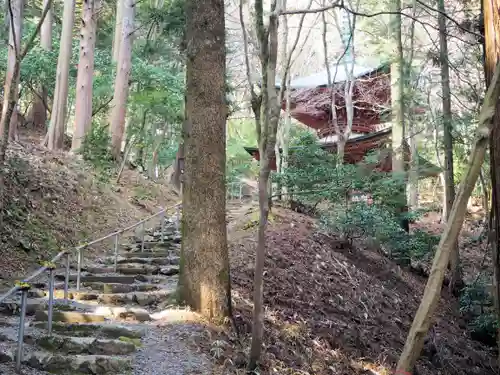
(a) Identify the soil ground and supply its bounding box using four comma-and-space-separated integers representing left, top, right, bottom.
0, 131, 180, 285
198, 202, 497, 375
1, 132, 496, 375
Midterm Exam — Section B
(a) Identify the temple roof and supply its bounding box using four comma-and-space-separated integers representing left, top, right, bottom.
276, 62, 387, 89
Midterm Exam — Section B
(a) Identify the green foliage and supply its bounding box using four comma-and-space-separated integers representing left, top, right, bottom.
79, 123, 114, 181
460, 277, 498, 345
279, 133, 439, 264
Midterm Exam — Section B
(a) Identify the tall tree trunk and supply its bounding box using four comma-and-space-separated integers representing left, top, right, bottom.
483, 0, 500, 365
390, 0, 405, 173
390, 0, 408, 232
47, 0, 75, 150
41, 0, 51, 50
281, 76, 291, 201
179, 0, 232, 321
396, 60, 500, 374
71, 0, 97, 152
3, 0, 23, 141
112, 0, 123, 62
248, 0, 280, 369
438, 0, 461, 294
109, 0, 133, 159
29, 0, 52, 129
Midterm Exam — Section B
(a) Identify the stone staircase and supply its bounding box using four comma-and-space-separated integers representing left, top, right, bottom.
0, 220, 187, 374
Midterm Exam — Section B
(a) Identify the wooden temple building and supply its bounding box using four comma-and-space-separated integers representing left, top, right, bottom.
244, 62, 440, 178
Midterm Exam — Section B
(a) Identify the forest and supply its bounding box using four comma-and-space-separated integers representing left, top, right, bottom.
0, 0, 499, 373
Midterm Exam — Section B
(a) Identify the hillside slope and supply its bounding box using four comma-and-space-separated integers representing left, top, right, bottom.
205, 205, 496, 375
0, 141, 179, 283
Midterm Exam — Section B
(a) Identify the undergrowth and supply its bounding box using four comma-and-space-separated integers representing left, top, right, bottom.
79, 123, 115, 182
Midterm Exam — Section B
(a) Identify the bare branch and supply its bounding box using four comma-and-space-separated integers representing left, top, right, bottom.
280, 3, 483, 40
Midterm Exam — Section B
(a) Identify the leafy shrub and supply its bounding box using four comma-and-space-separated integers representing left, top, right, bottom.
78, 122, 115, 181
320, 203, 439, 264
460, 278, 497, 346
280, 133, 438, 264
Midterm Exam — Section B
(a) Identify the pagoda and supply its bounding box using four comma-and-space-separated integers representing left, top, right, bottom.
244, 61, 439, 178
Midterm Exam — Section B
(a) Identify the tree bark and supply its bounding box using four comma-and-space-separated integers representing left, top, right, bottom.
248, 0, 280, 369
30, 0, 52, 130
390, 0, 408, 233
483, 0, 500, 365
438, 0, 461, 294
41, 0, 51, 50
178, 0, 232, 321
3, 0, 23, 141
0, 0, 51, 176
109, 0, 134, 159
72, 0, 97, 152
112, 0, 123, 62
396, 60, 500, 374
47, 0, 75, 150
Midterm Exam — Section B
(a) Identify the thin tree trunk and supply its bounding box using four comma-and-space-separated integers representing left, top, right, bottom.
396, 60, 500, 374
179, 0, 232, 321
483, 0, 500, 365
390, 0, 408, 233
4, 0, 22, 141
109, 0, 134, 159
72, 0, 97, 152
116, 135, 134, 183
281, 74, 292, 201
0, 0, 52, 221
438, 0, 461, 294
408, 128, 419, 208
248, 0, 280, 369
30, 0, 51, 130
47, 0, 75, 150
41, 0, 51, 49
112, 0, 123, 62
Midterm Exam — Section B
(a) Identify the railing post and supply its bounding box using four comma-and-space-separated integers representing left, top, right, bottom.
160, 210, 165, 243
141, 222, 145, 252
16, 286, 30, 373
47, 266, 55, 337
64, 252, 70, 303
175, 205, 180, 233
76, 248, 82, 291
114, 233, 119, 272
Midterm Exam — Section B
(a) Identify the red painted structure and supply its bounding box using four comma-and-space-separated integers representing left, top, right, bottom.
284, 65, 391, 137
244, 128, 397, 171
244, 62, 434, 175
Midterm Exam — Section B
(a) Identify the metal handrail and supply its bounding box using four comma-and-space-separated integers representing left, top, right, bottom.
0, 202, 181, 373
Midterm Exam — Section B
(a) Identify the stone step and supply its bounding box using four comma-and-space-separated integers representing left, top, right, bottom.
24, 288, 170, 306
128, 242, 181, 252
135, 274, 178, 284
120, 251, 172, 258
137, 241, 177, 250
55, 274, 138, 284
112, 256, 179, 266
82, 282, 160, 294
26, 335, 137, 355
96, 289, 175, 306
93, 306, 151, 322
11, 351, 132, 374
83, 264, 160, 275
116, 264, 161, 275
0, 298, 47, 316
35, 310, 107, 323
33, 322, 145, 339
0, 298, 83, 316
